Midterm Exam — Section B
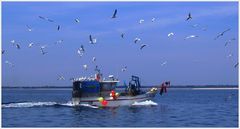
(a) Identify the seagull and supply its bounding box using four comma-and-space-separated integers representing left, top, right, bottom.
134, 38, 141, 43
234, 62, 238, 68
75, 18, 80, 23
121, 33, 124, 38
47, 18, 54, 22
214, 28, 231, 40
10, 40, 15, 46
38, 16, 54, 22
57, 75, 65, 80
28, 43, 34, 48
40, 45, 47, 55
111, 9, 117, 18
191, 24, 199, 28
225, 38, 236, 46
161, 61, 167, 66
26, 25, 32, 32
57, 25, 60, 31
40, 45, 47, 49
121, 66, 127, 72
69, 77, 74, 81
94, 65, 101, 73
227, 54, 233, 58
39, 16, 46, 20
139, 19, 144, 24
83, 64, 88, 70
5, 61, 14, 67
186, 13, 192, 21
151, 18, 156, 22
55, 40, 63, 44
184, 35, 198, 40
92, 57, 96, 62
168, 32, 174, 37
140, 44, 147, 50
89, 35, 97, 44
40, 47, 47, 55
16, 44, 21, 49
77, 45, 85, 57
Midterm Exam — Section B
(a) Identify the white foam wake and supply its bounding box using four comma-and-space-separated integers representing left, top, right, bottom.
60, 101, 98, 108
132, 100, 158, 106
2, 101, 98, 109
2, 102, 57, 108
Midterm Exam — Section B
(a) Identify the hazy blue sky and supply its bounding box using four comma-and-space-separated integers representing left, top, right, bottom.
2, 2, 238, 86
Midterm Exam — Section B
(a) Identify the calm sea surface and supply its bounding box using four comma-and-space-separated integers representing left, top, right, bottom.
2, 88, 238, 127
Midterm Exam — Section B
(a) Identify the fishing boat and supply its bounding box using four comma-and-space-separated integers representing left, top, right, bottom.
72, 73, 160, 107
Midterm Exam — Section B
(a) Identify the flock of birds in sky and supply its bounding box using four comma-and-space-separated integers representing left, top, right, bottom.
3, 9, 238, 82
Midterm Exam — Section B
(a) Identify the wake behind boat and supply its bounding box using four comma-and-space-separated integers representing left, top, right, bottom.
72, 73, 169, 107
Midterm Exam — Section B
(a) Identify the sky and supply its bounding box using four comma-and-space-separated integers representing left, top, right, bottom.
2, 2, 239, 86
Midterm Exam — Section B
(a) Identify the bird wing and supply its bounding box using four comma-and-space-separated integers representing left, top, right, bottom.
89, 35, 93, 43
222, 28, 231, 34
39, 16, 46, 20
112, 9, 117, 18
214, 34, 222, 40
47, 19, 54, 22
234, 63, 238, 68
140, 44, 146, 49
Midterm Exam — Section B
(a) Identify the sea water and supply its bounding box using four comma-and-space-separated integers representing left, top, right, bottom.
2, 88, 238, 127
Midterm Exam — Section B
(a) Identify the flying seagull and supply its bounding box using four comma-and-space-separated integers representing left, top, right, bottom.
10, 40, 15, 46
168, 32, 174, 37
151, 18, 156, 22
77, 45, 85, 57
47, 18, 54, 22
134, 38, 141, 43
94, 65, 100, 73
139, 19, 144, 24
57, 25, 60, 31
16, 44, 21, 49
161, 61, 167, 66
40, 45, 47, 55
39, 16, 46, 20
186, 13, 192, 21
28, 43, 34, 48
75, 18, 80, 23
225, 38, 236, 46
121, 66, 127, 72
214, 28, 231, 40
227, 54, 233, 58
121, 33, 124, 38
191, 24, 199, 28
140, 44, 147, 50
38, 16, 54, 22
184, 35, 198, 40
26, 25, 32, 32
40, 47, 47, 55
234, 62, 238, 68
83, 64, 88, 70
89, 35, 97, 44
57, 75, 65, 80
5, 60, 14, 67
112, 9, 117, 18
55, 40, 63, 44
92, 57, 96, 62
